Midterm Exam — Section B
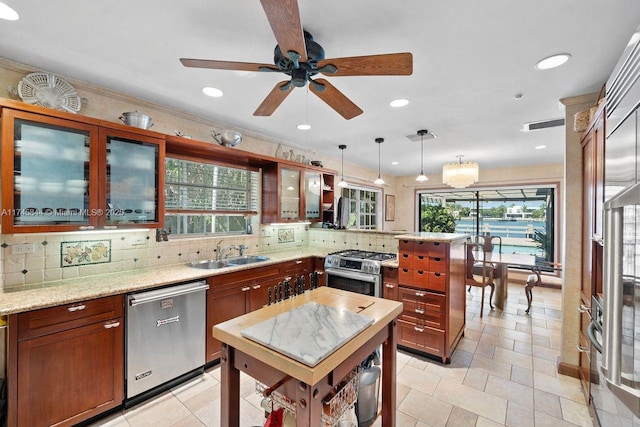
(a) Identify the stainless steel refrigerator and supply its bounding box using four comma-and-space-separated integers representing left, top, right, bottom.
590, 25, 640, 426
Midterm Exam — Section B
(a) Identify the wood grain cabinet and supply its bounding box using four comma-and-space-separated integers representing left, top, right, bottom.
382, 266, 398, 300
7, 295, 124, 427
392, 236, 466, 363
0, 106, 165, 233
262, 162, 334, 223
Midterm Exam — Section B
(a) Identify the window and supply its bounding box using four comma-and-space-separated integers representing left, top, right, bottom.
164, 158, 259, 235
416, 185, 557, 262
341, 185, 381, 230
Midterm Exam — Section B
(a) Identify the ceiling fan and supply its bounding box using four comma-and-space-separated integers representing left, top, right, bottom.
179, 0, 413, 120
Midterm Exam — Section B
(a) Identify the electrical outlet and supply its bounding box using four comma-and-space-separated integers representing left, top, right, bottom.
131, 238, 146, 246
12, 243, 35, 254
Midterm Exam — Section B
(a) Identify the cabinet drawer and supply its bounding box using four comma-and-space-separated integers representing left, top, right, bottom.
428, 256, 448, 273
399, 240, 414, 252
382, 266, 398, 283
399, 268, 412, 285
412, 270, 447, 292
398, 252, 413, 269
401, 301, 446, 329
414, 241, 447, 257
399, 287, 445, 308
18, 295, 124, 340
413, 254, 430, 270
398, 319, 444, 356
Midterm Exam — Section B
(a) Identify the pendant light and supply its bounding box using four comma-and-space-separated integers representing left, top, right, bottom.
373, 137, 385, 185
337, 144, 348, 187
442, 155, 479, 188
416, 129, 429, 182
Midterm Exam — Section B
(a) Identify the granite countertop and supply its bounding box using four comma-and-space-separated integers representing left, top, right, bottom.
0, 247, 328, 316
395, 232, 469, 242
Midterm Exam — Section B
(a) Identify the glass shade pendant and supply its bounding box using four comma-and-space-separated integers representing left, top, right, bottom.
373, 137, 385, 185
442, 155, 479, 188
337, 144, 348, 187
416, 129, 429, 182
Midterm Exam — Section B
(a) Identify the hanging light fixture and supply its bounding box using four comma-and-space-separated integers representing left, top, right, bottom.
415, 129, 429, 182
373, 137, 385, 185
442, 155, 479, 188
337, 144, 348, 187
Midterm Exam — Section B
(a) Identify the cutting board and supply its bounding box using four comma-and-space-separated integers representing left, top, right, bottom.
240, 302, 374, 367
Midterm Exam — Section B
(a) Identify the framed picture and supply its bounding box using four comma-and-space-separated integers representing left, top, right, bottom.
385, 194, 395, 221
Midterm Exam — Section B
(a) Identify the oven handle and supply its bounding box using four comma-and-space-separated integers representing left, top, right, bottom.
325, 268, 378, 283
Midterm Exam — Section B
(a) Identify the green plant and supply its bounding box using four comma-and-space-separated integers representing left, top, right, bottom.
420, 205, 456, 233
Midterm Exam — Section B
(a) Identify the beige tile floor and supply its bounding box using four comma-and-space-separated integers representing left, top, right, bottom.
89, 283, 595, 427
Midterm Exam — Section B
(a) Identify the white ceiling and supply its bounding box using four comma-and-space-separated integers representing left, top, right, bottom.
1, 1, 639, 177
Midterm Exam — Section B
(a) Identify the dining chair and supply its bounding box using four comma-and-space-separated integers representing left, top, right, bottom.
468, 235, 502, 292
465, 242, 495, 318
524, 261, 562, 314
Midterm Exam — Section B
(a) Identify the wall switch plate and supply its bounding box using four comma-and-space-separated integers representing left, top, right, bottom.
12, 243, 35, 254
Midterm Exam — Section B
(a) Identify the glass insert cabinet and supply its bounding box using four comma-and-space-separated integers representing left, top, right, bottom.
1, 109, 165, 233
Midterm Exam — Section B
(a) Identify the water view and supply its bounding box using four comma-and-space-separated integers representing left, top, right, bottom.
455, 218, 546, 256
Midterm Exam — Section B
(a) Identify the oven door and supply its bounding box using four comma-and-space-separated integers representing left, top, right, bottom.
325, 268, 381, 298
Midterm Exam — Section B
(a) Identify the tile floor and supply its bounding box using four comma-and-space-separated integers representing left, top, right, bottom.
89, 283, 595, 427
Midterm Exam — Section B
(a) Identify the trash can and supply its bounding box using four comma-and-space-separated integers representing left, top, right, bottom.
355, 353, 381, 427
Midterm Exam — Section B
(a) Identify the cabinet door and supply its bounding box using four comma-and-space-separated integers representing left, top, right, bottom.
280, 166, 301, 220
206, 283, 246, 362
1, 109, 99, 233
16, 318, 123, 427
382, 267, 398, 300
304, 171, 321, 220
321, 173, 335, 223
100, 128, 165, 228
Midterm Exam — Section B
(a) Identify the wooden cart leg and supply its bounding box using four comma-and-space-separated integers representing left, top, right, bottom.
381, 319, 397, 427
220, 343, 240, 427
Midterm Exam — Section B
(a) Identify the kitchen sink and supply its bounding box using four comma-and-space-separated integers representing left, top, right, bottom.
226, 255, 269, 265
189, 255, 269, 269
189, 259, 229, 269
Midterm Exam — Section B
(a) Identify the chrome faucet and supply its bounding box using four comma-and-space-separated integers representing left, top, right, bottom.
215, 240, 241, 261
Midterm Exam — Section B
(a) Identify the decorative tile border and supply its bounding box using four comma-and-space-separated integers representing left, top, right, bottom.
277, 228, 294, 243
61, 240, 111, 267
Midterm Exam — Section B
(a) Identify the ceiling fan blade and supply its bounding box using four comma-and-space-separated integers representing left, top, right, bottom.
309, 78, 363, 120
180, 58, 278, 72
317, 52, 413, 76
254, 81, 294, 116
260, 0, 307, 63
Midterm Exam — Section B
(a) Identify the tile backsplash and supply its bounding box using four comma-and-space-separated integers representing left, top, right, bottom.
0, 224, 398, 290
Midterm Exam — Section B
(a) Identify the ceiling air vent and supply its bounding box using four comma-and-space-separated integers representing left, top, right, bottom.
521, 118, 565, 132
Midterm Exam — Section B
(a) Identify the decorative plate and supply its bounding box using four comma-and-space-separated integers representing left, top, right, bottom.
17, 72, 82, 113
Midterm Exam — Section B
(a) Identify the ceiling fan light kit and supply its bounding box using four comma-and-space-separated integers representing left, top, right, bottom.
179, 0, 412, 119
442, 155, 479, 188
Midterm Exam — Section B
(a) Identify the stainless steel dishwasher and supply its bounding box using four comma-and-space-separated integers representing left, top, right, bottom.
125, 280, 208, 405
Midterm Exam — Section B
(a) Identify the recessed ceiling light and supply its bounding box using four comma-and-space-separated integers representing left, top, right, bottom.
202, 87, 223, 97
297, 124, 311, 130
389, 98, 409, 108
535, 145, 546, 150
535, 53, 571, 70
391, 161, 399, 165
0, 2, 19, 20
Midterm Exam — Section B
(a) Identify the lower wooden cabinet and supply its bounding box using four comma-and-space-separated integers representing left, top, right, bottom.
382, 266, 398, 300
8, 295, 124, 427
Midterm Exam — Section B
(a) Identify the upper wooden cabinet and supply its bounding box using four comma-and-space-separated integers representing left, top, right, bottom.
262, 163, 334, 223
1, 106, 165, 233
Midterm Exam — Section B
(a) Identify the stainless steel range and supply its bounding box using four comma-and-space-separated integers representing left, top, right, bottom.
324, 250, 396, 298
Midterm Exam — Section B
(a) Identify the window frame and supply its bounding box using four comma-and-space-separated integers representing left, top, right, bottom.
340, 183, 382, 230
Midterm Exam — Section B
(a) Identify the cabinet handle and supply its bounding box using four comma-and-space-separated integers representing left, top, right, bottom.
414, 326, 424, 332
78, 226, 94, 230
103, 225, 118, 230
253, 285, 261, 290
295, 260, 303, 264
67, 304, 86, 312
104, 321, 120, 329
415, 292, 425, 297
415, 308, 425, 315
242, 286, 251, 292
577, 304, 591, 313
385, 283, 395, 288
576, 345, 589, 353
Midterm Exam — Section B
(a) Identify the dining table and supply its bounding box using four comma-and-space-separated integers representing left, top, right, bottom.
481, 251, 537, 310
212, 286, 403, 427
